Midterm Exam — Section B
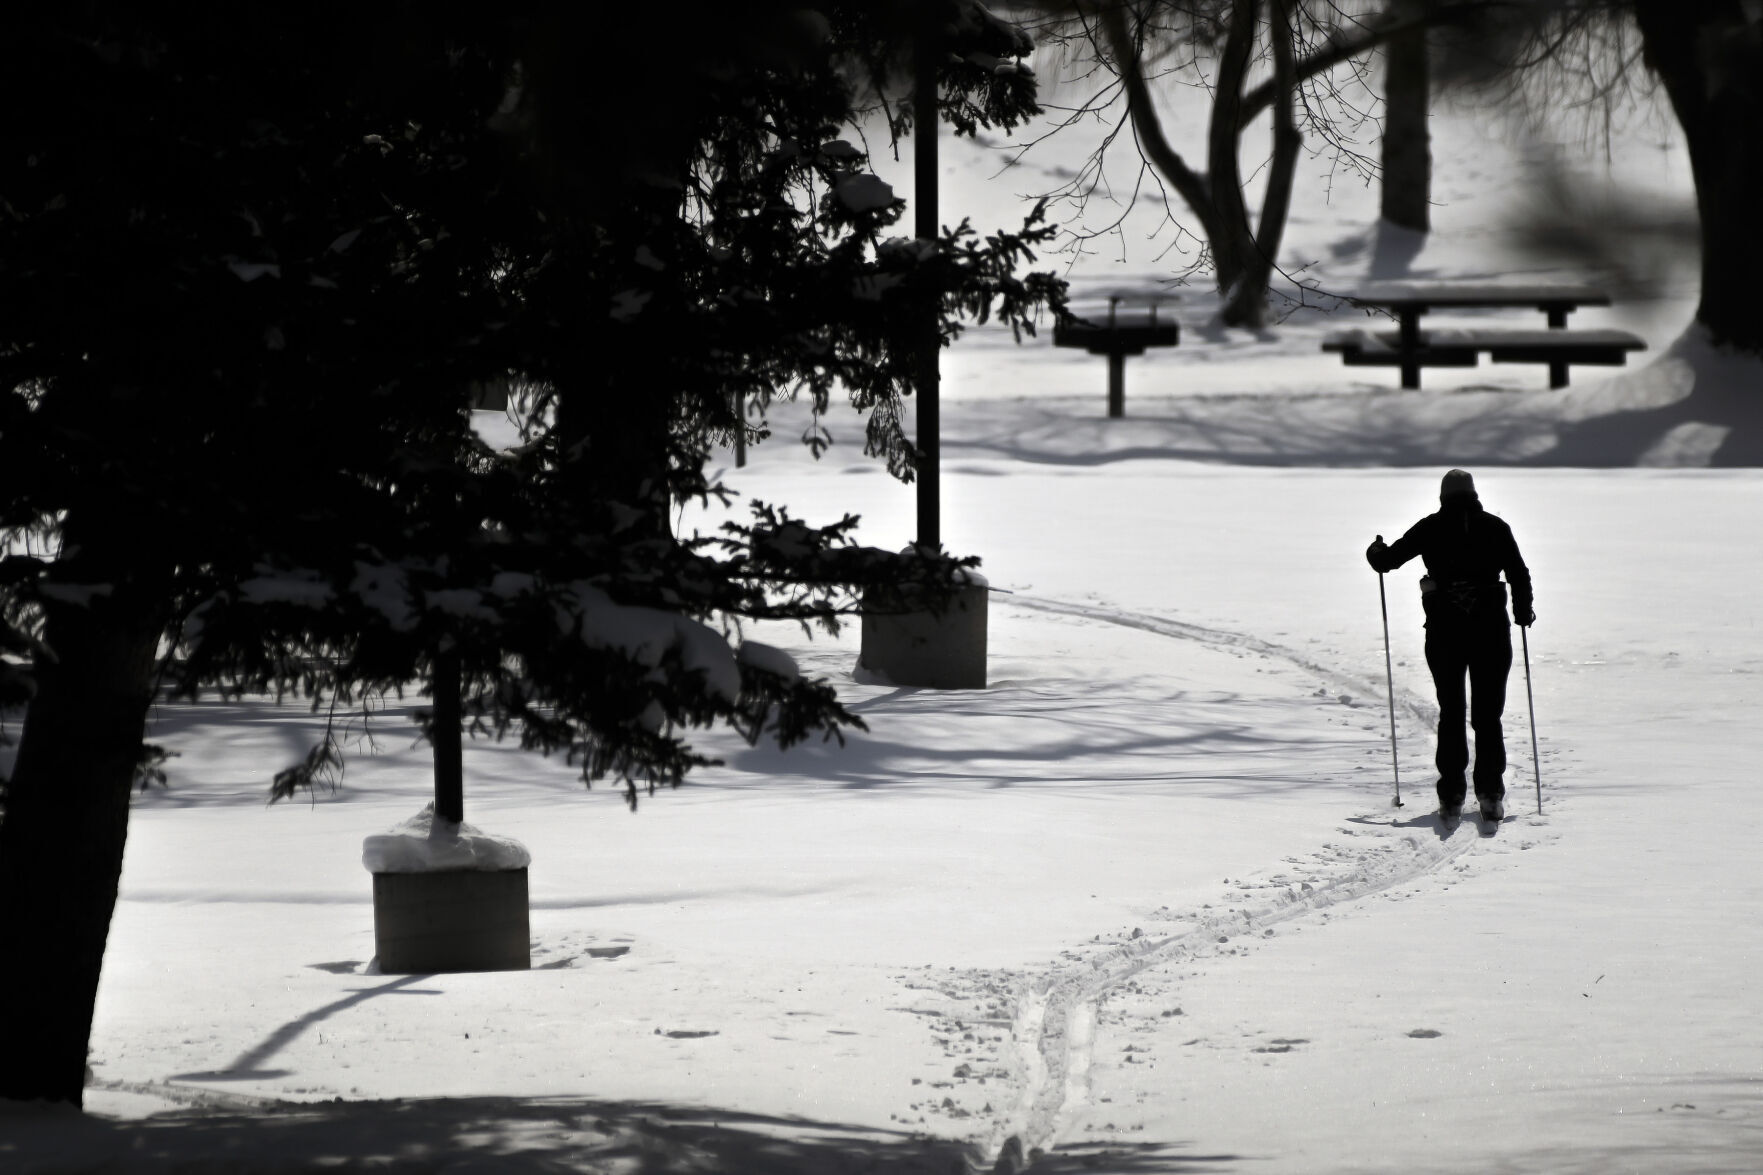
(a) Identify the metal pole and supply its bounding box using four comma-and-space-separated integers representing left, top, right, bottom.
1106, 352, 1125, 418
913, 1, 940, 553
1376, 542, 1403, 808
1106, 297, 1125, 418
1521, 625, 1542, 814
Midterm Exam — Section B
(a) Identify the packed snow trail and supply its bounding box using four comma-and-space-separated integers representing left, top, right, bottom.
1005, 593, 1438, 729
982, 815, 1481, 1168
980, 594, 1483, 1170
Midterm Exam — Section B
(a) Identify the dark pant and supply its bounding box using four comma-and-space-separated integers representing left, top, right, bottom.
1425, 615, 1512, 808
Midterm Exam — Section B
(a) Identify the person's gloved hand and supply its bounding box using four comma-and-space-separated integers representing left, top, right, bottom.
1514, 604, 1535, 627
1365, 536, 1388, 570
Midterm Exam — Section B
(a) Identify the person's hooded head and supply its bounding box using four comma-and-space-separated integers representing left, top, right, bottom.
1440, 468, 1478, 506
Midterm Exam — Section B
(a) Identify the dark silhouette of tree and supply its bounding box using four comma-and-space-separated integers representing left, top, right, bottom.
1381, 1, 1433, 232
1408, 0, 1763, 357
1626, 4, 1762, 353
0, 5, 512, 1107
0, 0, 1065, 1107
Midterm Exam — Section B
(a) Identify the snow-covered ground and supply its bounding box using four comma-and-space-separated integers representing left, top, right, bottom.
8, 53, 1763, 1175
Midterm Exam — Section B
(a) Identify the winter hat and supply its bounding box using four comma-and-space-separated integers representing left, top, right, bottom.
1440, 468, 1477, 501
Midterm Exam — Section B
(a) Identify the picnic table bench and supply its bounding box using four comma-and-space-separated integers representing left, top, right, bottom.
1322, 283, 1647, 389
1054, 297, 1179, 417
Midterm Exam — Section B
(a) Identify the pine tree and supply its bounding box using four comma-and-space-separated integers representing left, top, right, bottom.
0, 1, 1066, 1105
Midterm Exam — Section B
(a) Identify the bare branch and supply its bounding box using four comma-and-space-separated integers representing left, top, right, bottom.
1239, 1, 1491, 124
1250, 0, 1305, 283
1095, 1, 1223, 245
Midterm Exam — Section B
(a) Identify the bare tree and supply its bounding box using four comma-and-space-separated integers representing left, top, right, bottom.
1620, 6, 1763, 360
1447, 0, 1763, 358
1017, 1, 1472, 326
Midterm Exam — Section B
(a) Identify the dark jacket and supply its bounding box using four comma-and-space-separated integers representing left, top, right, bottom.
1369, 498, 1532, 623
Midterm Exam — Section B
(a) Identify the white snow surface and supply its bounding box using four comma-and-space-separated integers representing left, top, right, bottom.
833, 173, 897, 212
9, 74, 1763, 1175
348, 562, 417, 632
561, 581, 743, 703
360, 803, 532, 874
736, 639, 800, 681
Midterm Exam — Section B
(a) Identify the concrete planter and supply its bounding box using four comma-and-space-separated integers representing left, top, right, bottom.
858, 578, 987, 690
371, 867, 530, 974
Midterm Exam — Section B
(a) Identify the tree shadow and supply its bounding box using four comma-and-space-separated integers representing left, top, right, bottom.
21, 1080, 1753, 1174
6, 1094, 990, 1174
134, 700, 340, 808
168, 975, 441, 1083
721, 674, 1352, 800
1366, 220, 1429, 281
941, 349, 1763, 470
1027, 1140, 1245, 1173
1543, 354, 1763, 467
1318, 220, 1435, 285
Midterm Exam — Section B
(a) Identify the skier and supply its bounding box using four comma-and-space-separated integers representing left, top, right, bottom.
1366, 469, 1533, 822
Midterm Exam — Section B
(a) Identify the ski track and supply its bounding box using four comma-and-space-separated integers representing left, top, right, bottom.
1005, 593, 1438, 729
87, 595, 1489, 1169
970, 594, 1478, 1172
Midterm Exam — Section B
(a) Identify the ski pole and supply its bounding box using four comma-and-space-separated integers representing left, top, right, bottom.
1375, 539, 1402, 808
1521, 624, 1542, 814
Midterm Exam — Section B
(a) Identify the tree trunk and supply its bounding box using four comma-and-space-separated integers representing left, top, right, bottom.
536, 231, 677, 542
554, 362, 675, 537
1209, 0, 1267, 327
1225, 0, 1304, 327
1380, 9, 1431, 232
431, 645, 464, 824
1208, 207, 1276, 326
1101, 0, 1429, 329
0, 564, 168, 1106
520, 11, 687, 541
1634, 5, 1763, 356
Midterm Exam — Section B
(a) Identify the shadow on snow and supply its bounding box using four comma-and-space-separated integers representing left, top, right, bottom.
4, 1093, 985, 1174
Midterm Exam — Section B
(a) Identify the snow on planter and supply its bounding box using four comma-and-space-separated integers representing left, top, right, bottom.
860, 550, 989, 689
833, 174, 896, 213
737, 639, 800, 681
559, 580, 742, 704
362, 803, 532, 874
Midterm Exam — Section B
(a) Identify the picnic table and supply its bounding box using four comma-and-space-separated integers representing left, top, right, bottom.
1054, 297, 1179, 417
1323, 282, 1646, 389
